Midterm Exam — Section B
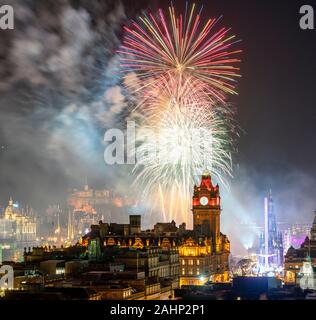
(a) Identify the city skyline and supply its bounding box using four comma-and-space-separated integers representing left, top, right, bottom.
1, 173, 316, 300
0, 0, 316, 303
0, 1, 315, 248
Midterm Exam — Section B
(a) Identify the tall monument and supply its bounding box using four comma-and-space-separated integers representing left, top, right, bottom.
259, 191, 283, 270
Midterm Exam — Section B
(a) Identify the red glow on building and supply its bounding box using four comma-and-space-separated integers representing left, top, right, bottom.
192, 173, 220, 208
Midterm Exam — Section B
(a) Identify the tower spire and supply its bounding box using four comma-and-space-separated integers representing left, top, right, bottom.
202, 170, 210, 177
67, 208, 74, 241
310, 211, 316, 241
84, 176, 89, 191
260, 190, 283, 271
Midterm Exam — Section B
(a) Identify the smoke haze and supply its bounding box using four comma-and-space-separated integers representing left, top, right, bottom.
0, 0, 316, 256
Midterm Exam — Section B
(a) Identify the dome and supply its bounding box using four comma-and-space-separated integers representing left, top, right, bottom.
4, 197, 20, 219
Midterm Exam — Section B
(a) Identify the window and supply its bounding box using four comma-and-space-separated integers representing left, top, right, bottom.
56, 267, 65, 275
189, 259, 194, 265
197, 260, 200, 266
182, 259, 185, 265
197, 268, 200, 275
182, 268, 185, 275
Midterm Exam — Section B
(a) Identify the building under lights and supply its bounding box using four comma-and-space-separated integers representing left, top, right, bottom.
283, 224, 311, 254
0, 174, 231, 299
0, 198, 37, 262
79, 173, 230, 288
284, 211, 316, 286
179, 173, 230, 285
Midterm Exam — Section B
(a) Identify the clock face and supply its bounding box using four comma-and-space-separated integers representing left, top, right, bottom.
200, 196, 208, 206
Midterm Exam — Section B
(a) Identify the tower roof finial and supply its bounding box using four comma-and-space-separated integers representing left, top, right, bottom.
202, 170, 210, 177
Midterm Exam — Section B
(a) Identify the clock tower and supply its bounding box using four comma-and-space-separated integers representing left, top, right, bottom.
192, 172, 221, 247
180, 173, 230, 285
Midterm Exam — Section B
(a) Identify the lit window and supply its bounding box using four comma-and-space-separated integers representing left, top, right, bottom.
189, 259, 194, 265
182, 260, 185, 265
182, 268, 185, 275
56, 267, 65, 275
197, 260, 200, 266
197, 268, 200, 275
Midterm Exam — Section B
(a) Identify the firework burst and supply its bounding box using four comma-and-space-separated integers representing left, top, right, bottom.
119, 2, 242, 104
118, 3, 242, 224
130, 94, 237, 223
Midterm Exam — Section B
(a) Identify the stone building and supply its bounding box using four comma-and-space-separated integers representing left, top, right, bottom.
179, 173, 230, 286
0, 198, 37, 262
284, 211, 316, 286
81, 173, 230, 287
80, 214, 180, 298
18, 174, 231, 299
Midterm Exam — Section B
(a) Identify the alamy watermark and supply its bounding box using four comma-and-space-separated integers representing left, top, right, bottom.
0, 265, 14, 290
0, 5, 14, 30
103, 121, 213, 167
299, 5, 314, 30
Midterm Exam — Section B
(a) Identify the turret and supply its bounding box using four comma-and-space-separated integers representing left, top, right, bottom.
311, 211, 316, 241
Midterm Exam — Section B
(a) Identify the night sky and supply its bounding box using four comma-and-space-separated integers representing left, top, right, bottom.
0, 0, 316, 254
217, 0, 316, 177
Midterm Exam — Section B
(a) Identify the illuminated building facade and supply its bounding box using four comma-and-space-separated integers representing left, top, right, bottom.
12, 174, 231, 299
179, 173, 230, 286
283, 224, 311, 254
81, 174, 231, 287
75, 214, 181, 299
82, 215, 180, 275
284, 211, 316, 285
0, 198, 37, 262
